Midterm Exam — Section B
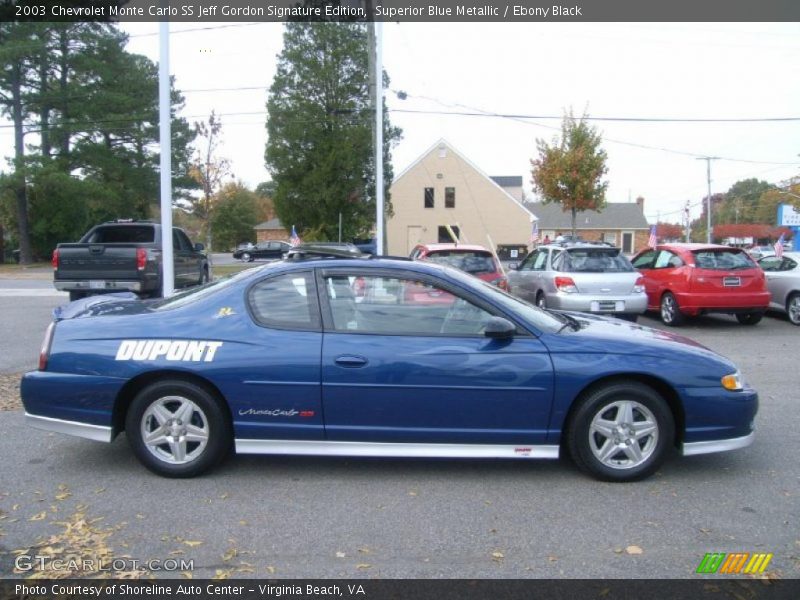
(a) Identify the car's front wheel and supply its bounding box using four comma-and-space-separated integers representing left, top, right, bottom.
566, 381, 674, 482
660, 292, 685, 326
241, 252, 252, 262
126, 380, 231, 478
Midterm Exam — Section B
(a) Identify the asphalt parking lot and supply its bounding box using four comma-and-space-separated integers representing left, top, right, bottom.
0, 277, 798, 579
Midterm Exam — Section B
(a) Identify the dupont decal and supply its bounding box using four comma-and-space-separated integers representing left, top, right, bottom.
115, 340, 223, 362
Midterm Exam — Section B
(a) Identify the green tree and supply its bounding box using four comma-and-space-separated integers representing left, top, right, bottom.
531, 112, 609, 239
188, 110, 230, 250
0, 22, 196, 262
210, 182, 259, 251
716, 178, 775, 224
265, 22, 401, 241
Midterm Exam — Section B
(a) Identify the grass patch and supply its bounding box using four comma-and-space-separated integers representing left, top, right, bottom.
212, 264, 259, 278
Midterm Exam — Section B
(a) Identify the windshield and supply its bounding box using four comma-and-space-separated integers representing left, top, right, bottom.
563, 248, 634, 273
692, 250, 756, 271
426, 251, 497, 275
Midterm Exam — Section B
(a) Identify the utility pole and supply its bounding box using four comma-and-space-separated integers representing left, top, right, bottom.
365, 1, 384, 255
696, 157, 719, 244
684, 201, 691, 242
158, 18, 174, 296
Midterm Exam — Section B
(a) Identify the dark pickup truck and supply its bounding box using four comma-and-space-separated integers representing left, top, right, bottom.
53, 221, 209, 301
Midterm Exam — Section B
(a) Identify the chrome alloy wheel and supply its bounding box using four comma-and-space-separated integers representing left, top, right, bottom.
141, 396, 209, 465
588, 400, 659, 470
660, 295, 677, 323
788, 295, 800, 326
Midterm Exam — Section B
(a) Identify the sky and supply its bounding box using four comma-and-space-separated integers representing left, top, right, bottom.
6, 21, 800, 225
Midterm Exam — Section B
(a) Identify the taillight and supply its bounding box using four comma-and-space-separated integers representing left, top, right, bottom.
632, 276, 645, 294
136, 247, 147, 271
554, 276, 578, 293
39, 322, 55, 371
52, 248, 59, 270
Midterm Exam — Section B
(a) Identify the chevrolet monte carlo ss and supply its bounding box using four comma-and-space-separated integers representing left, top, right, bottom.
21, 248, 758, 482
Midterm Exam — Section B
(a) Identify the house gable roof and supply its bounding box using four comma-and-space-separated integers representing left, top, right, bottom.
490, 176, 523, 188
255, 218, 284, 230
393, 139, 536, 220
529, 202, 649, 230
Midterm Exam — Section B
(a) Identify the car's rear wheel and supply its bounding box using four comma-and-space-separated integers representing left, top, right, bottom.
126, 380, 231, 478
241, 252, 252, 262
787, 294, 800, 326
198, 267, 209, 286
536, 292, 547, 309
736, 312, 763, 326
660, 292, 684, 326
567, 381, 674, 482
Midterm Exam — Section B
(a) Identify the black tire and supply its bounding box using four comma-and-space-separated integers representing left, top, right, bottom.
125, 379, 231, 478
68, 291, 85, 302
736, 312, 763, 326
536, 292, 547, 309
241, 252, 252, 263
566, 381, 674, 482
787, 293, 800, 326
198, 266, 209, 286
660, 292, 685, 326
616, 314, 638, 323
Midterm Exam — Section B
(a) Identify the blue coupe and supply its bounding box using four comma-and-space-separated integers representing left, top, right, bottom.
21, 248, 758, 481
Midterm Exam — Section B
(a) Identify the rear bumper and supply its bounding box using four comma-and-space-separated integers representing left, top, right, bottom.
25, 412, 113, 443
547, 292, 648, 314
54, 280, 145, 293
675, 291, 771, 315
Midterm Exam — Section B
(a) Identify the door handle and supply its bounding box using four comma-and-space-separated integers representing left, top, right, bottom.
334, 355, 368, 368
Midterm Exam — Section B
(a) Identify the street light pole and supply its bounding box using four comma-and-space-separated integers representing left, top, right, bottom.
696, 157, 719, 244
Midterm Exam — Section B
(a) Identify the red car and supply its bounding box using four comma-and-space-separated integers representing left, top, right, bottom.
410, 243, 508, 290
631, 243, 770, 326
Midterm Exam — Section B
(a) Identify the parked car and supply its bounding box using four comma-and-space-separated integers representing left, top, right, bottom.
410, 243, 508, 290
506, 243, 646, 322
747, 245, 775, 260
631, 243, 770, 326
22, 249, 757, 482
53, 220, 208, 301
233, 240, 291, 262
757, 252, 800, 325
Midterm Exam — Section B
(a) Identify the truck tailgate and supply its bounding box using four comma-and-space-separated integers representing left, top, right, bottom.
55, 244, 142, 280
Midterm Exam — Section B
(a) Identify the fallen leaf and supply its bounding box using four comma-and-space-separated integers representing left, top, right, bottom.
55, 492, 71, 501
94, 488, 106, 494
548, 555, 558, 562
613, 548, 624, 554
135, 514, 145, 520
181, 572, 193, 579
356, 563, 371, 569
219, 493, 229, 499
12, 504, 19, 511
408, 490, 417, 497
239, 520, 248, 526
222, 548, 238, 562
625, 545, 644, 555
184, 540, 203, 547
169, 550, 185, 556
266, 566, 276, 574
29, 511, 46, 521
491, 551, 505, 561
358, 547, 370, 554
335, 551, 346, 558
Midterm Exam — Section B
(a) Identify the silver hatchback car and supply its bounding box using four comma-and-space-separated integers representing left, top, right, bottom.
507, 243, 647, 321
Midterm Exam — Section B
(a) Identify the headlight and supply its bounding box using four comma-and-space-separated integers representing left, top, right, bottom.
721, 370, 744, 391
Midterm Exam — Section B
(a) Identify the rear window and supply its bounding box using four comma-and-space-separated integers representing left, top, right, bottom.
83, 225, 155, 244
562, 248, 634, 273
425, 251, 497, 275
692, 249, 756, 271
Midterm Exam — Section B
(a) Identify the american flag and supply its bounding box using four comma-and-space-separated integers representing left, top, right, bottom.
774, 233, 784, 259
531, 220, 539, 245
648, 224, 657, 249
289, 225, 302, 247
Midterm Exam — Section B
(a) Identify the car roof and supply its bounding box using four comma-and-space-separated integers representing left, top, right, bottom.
657, 243, 741, 251
418, 243, 491, 253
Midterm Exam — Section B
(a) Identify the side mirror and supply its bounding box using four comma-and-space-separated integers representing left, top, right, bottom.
194, 242, 205, 252
484, 316, 516, 339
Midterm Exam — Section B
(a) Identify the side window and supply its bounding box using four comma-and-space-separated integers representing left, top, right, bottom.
424, 188, 434, 208
518, 251, 537, 271
551, 251, 565, 271
324, 274, 494, 336
177, 230, 194, 251
759, 256, 783, 272
654, 250, 682, 269
784, 257, 798, 271
248, 272, 319, 330
632, 250, 657, 269
445, 187, 455, 208
172, 230, 183, 251
532, 250, 548, 271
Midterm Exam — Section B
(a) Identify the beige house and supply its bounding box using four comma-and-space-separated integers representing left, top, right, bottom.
254, 218, 289, 243
387, 140, 536, 256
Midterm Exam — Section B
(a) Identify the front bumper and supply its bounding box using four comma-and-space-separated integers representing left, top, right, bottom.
682, 431, 755, 456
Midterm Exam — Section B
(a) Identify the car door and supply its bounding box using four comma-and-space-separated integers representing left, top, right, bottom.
759, 255, 798, 310
318, 268, 554, 446
232, 271, 324, 441
177, 229, 202, 284
171, 229, 191, 287
507, 249, 548, 303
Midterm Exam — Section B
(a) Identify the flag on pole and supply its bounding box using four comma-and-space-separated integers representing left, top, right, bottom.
531, 220, 539, 245
648, 224, 657, 249
774, 233, 785, 259
290, 225, 301, 247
